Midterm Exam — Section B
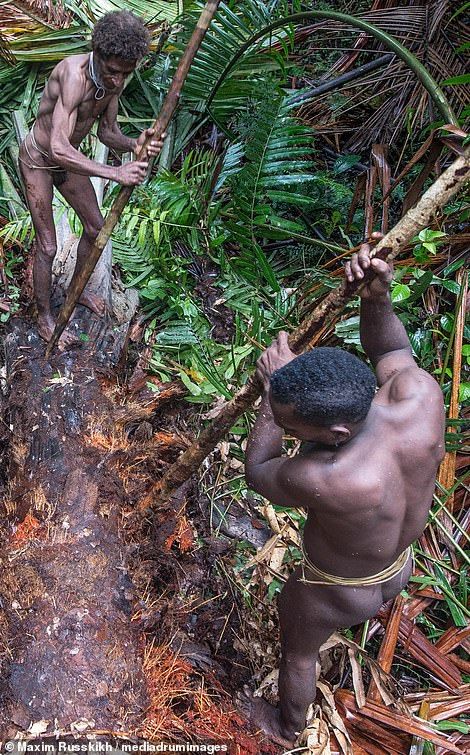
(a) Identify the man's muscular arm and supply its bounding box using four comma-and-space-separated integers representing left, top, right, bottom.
245, 334, 293, 499
245, 393, 330, 509
245, 333, 329, 508
245, 393, 313, 508
245, 394, 283, 480
98, 96, 165, 158
97, 96, 136, 153
345, 240, 415, 386
347, 241, 444, 412
49, 66, 148, 185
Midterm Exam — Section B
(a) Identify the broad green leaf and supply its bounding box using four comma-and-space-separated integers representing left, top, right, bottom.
442, 74, 470, 86
439, 280, 461, 295
391, 283, 411, 303
435, 721, 469, 734
333, 154, 362, 174
178, 371, 202, 396
459, 383, 470, 403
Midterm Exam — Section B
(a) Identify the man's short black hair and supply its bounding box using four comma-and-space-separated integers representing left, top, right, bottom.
92, 11, 150, 61
270, 347, 376, 425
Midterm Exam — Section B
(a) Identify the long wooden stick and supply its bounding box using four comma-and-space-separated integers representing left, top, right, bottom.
139, 149, 469, 512
46, 0, 221, 357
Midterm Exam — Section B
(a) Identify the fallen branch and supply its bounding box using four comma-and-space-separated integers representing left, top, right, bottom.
46, 0, 222, 356
289, 53, 394, 105
139, 148, 469, 512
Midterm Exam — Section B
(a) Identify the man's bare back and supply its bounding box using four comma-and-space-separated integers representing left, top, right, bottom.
18, 11, 164, 348
299, 371, 443, 578
241, 243, 445, 746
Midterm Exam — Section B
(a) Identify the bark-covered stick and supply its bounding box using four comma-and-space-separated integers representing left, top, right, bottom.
140, 148, 469, 512
46, 0, 222, 357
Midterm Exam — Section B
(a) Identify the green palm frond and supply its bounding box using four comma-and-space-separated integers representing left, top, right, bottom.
151, 0, 293, 133
112, 232, 155, 284
224, 85, 315, 288
214, 142, 245, 193
64, 0, 178, 27
113, 148, 221, 287
4, 26, 88, 63
147, 148, 220, 224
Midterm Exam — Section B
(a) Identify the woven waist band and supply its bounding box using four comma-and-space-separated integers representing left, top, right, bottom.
299, 545, 412, 586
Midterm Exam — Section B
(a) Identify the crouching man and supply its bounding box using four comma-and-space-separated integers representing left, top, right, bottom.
19, 10, 165, 348
242, 243, 445, 747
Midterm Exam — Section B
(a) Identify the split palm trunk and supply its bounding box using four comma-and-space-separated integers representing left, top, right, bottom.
0, 311, 149, 737
141, 149, 469, 512
46, 0, 222, 356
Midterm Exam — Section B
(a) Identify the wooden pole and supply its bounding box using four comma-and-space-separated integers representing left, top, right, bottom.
139, 148, 469, 512
46, 0, 222, 357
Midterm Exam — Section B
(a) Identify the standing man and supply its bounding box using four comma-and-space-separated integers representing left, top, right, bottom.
241, 243, 445, 747
19, 11, 165, 348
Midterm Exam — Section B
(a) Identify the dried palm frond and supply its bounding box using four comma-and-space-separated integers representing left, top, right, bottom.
0, 0, 71, 36
0, 31, 14, 64
294, 1, 468, 156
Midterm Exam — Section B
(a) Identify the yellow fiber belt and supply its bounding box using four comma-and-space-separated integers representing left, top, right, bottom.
299, 545, 412, 586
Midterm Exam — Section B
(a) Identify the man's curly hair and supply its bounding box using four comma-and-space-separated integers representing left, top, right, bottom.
270, 347, 376, 425
92, 11, 150, 61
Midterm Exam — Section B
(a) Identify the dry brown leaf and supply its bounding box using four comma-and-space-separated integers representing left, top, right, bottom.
263, 503, 282, 535
368, 595, 404, 701
70, 718, 95, 732
254, 669, 279, 699
298, 704, 331, 755
317, 681, 353, 755
27, 719, 50, 736
347, 647, 366, 709
241, 529, 288, 570
376, 611, 462, 690
368, 663, 396, 707
337, 691, 464, 754
268, 545, 287, 577
320, 632, 401, 709
435, 626, 470, 655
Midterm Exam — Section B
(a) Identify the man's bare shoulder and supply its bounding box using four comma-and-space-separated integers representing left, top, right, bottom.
375, 367, 445, 460
47, 56, 91, 114
52, 55, 89, 92
277, 449, 350, 506
386, 365, 444, 406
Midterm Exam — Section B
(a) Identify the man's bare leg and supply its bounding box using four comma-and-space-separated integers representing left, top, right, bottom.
58, 172, 107, 316
239, 567, 386, 746
18, 144, 79, 349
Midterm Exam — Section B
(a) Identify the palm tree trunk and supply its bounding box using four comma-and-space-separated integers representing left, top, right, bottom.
0, 312, 148, 736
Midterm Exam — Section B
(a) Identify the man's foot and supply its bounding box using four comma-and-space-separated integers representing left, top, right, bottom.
37, 313, 80, 351
78, 289, 107, 317
235, 687, 295, 748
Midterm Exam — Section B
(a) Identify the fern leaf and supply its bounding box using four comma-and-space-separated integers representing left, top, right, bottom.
222, 84, 315, 287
